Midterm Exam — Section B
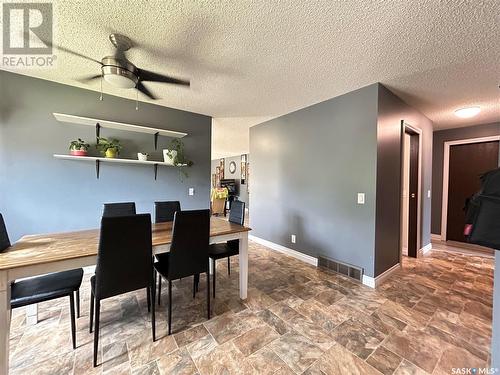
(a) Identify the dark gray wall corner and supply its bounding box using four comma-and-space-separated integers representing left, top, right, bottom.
431, 122, 500, 235
375, 84, 433, 276
250, 84, 379, 277
0, 71, 212, 241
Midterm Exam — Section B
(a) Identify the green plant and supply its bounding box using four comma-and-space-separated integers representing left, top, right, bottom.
96, 137, 122, 155
167, 139, 193, 167
167, 139, 193, 178
69, 138, 90, 151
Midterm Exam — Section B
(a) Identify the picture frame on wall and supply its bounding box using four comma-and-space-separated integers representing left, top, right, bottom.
215, 166, 221, 187
219, 158, 225, 180
241, 154, 247, 184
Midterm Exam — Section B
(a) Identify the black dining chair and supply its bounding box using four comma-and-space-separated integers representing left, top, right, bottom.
89, 214, 155, 367
208, 200, 245, 297
154, 209, 210, 335
155, 201, 180, 223
154, 201, 184, 305
0, 213, 83, 350
102, 202, 136, 218
101, 201, 153, 309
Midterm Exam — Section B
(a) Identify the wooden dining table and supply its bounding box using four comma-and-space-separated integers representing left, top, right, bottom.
0, 216, 251, 374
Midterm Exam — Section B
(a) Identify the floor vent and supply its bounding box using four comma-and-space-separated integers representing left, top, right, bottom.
318, 256, 363, 282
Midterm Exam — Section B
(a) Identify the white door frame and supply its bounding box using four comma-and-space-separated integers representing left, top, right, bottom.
400, 122, 422, 258
440, 135, 500, 241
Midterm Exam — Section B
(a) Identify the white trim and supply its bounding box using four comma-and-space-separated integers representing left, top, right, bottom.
375, 263, 401, 286
441, 135, 500, 241
420, 243, 432, 254
249, 235, 318, 266
400, 122, 423, 258
362, 275, 375, 288
402, 247, 408, 256
362, 263, 401, 288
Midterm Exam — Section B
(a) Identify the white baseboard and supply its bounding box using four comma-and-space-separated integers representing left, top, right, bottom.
420, 243, 432, 254
249, 235, 318, 266
402, 247, 408, 256
362, 275, 376, 288
363, 263, 401, 289
431, 234, 441, 242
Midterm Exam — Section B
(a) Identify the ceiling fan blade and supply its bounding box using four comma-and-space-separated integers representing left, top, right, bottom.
76, 74, 102, 83
137, 81, 158, 100
138, 69, 190, 86
36, 35, 102, 65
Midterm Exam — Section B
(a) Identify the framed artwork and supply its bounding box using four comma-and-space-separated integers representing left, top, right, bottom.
219, 158, 225, 180
215, 166, 221, 187
211, 173, 216, 188
241, 154, 247, 184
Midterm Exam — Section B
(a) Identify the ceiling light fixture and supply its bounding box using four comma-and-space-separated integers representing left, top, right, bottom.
454, 106, 481, 118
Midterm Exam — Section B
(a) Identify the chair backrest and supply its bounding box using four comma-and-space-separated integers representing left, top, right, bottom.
229, 200, 245, 225
95, 214, 153, 299
154, 201, 180, 223
102, 202, 136, 218
0, 214, 11, 253
168, 209, 210, 280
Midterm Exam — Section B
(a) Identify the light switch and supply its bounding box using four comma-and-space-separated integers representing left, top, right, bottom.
188, 187, 195, 196
291, 234, 296, 244
357, 193, 365, 205
427, 190, 431, 198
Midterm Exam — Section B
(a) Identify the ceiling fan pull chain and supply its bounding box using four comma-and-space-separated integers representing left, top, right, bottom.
135, 86, 139, 110
99, 76, 103, 101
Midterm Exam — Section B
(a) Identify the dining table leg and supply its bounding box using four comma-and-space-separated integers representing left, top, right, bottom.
0, 270, 11, 375
238, 233, 248, 300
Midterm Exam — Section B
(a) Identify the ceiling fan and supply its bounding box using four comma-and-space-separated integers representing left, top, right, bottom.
49, 33, 190, 100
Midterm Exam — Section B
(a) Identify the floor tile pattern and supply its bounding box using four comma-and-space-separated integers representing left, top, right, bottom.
9, 243, 494, 374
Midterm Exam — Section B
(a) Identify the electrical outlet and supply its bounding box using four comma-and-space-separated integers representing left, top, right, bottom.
291, 234, 296, 244
357, 193, 365, 204
188, 187, 195, 196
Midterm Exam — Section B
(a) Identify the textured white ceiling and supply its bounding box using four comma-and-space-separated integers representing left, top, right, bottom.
2, 0, 499, 154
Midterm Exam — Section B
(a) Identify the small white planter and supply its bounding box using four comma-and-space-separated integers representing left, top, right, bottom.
137, 153, 148, 161
163, 149, 177, 165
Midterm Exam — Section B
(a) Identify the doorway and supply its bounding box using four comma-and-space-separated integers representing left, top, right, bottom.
401, 123, 421, 258
441, 137, 500, 242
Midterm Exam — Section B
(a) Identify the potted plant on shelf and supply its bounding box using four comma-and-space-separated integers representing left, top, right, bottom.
96, 137, 122, 158
69, 138, 90, 156
163, 139, 193, 178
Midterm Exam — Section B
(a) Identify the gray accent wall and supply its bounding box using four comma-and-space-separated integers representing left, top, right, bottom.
250, 83, 433, 278
375, 85, 433, 276
0, 71, 211, 241
431, 122, 500, 235
250, 84, 379, 277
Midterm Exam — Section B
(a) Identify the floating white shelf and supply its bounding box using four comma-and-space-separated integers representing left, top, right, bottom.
53, 113, 187, 139
53, 154, 185, 179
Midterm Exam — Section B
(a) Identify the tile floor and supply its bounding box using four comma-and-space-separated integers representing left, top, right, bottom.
8, 242, 494, 374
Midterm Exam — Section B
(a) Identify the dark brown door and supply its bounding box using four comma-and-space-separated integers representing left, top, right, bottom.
407, 133, 419, 257
446, 141, 499, 242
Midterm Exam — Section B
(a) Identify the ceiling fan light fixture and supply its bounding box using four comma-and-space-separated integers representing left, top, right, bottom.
454, 106, 481, 118
103, 73, 137, 89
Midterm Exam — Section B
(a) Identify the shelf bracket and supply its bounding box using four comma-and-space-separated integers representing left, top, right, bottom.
96, 123, 101, 143
154, 132, 159, 150
154, 164, 158, 180
95, 159, 100, 179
